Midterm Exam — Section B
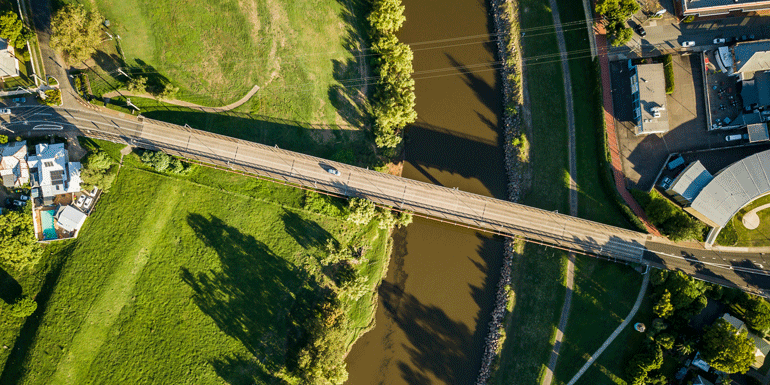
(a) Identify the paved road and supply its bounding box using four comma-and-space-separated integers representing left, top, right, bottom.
4, 105, 770, 295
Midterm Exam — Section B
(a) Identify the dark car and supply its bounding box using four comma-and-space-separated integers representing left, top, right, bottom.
634, 25, 646, 37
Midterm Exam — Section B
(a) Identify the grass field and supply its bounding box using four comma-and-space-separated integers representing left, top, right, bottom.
490, 0, 643, 382
0, 140, 391, 383
76, 0, 370, 129
720, 194, 770, 247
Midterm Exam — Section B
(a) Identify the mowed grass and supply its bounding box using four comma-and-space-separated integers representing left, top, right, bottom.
1, 149, 390, 384
722, 195, 770, 247
86, 0, 368, 127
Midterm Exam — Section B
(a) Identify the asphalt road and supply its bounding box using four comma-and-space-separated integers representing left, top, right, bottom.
4, 105, 770, 295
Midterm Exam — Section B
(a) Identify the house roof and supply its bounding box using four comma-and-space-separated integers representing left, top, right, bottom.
0, 38, 18, 78
1, 172, 13, 187
669, 161, 713, 203
748, 122, 770, 142
29, 143, 76, 198
682, 0, 770, 16
55, 205, 87, 233
734, 40, 770, 79
722, 313, 746, 332
635, 64, 669, 135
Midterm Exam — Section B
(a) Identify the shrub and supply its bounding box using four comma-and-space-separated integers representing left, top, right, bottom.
716, 219, 738, 246
80, 151, 116, 191
8, 296, 36, 318
304, 192, 346, 218
140, 150, 190, 174
633, 189, 705, 241
40, 89, 62, 106
347, 198, 377, 225
0, 135, 7, 144
663, 54, 675, 94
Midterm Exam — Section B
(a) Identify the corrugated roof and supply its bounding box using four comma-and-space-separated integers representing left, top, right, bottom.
670, 161, 713, 203
690, 150, 770, 227
55, 206, 87, 233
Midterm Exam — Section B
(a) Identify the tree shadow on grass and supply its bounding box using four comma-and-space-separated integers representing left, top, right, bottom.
280, 209, 334, 251
181, 214, 323, 384
0, 266, 22, 304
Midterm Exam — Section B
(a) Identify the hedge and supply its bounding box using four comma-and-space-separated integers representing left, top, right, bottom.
663, 54, 674, 94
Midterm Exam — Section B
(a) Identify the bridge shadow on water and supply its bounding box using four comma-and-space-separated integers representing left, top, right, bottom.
375, 221, 504, 385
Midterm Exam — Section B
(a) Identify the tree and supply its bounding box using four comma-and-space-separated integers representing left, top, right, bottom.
0, 209, 40, 270
8, 296, 36, 318
126, 76, 147, 93
656, 332, 675, 350
744, 296, 770, 332
653, 289, 674, 318
80, 151, 115, 191
368, 0, 405, 36
595, 0, 639, 23
0, 135, 7, 144
701, 319, 755, 374
0, 11, 32, 50
611, 26, 633, 47
157, 83, 179, 100
50, 4, 103, 62
86, 151, 113, 171
347, 198, 377, 225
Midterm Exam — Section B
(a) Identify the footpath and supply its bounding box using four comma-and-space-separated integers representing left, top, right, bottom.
102, 85, 260, 113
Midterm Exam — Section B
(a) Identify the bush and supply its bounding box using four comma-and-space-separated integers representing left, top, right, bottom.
40, 89, 62, 106
8, 296, 37, 318
80, 151, 116, 191
633, 189, 705, 241
347, 198, 377, 225
716, 219, 738, 246
304, 192, 346, 218
663, 54, 675, 94
0, 135, 7, 144
140, 150, 190, 174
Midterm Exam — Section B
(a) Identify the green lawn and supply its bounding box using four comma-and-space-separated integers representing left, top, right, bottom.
0, 140, 391, 383
720, 194, 770, 247
79, 0, 370, 130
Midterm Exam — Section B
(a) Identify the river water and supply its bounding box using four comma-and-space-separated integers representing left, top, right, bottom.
344, 0, 508, 383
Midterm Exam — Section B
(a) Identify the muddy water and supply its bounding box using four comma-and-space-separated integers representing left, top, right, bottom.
344, 0, 508, 383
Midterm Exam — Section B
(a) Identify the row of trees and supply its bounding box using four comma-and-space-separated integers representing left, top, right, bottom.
368, 0, 417, 148
595, 0, 639, 47
140, 150, 190, 174
627, 270, 762, 384
126, 76, 180, 100
634, 190, 705, 242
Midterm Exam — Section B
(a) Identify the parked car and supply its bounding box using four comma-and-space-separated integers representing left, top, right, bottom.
19, 195, 29, 201
725, 134, 742, 142
659, 176, 673, 190
12, 200, 25, 207
0, 108, 10, 115
75, 194, 85, 207
682, 41, 695, 47
83, 196, 93, 210
634, 25, 646, 37
326, 167, 341, 177
12, 97, 25, 103
714, 38, 726, 44
667, 155, 685, 170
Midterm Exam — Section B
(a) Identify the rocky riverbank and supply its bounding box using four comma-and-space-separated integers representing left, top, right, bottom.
475, 0, 529, 383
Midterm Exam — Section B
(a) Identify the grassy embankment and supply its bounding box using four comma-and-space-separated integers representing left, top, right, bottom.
68, 0, 376, 165
491, 0, 644, 383
0, 139, 391, 383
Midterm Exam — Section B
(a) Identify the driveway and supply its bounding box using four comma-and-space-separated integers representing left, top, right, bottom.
30, 0, 78, 108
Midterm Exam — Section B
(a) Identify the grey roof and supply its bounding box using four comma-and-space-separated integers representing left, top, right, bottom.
669, 161, 713, 203
735, 41, 770, 78
683, 0, 770, 15
756, 71, 770, 106
748, 122, 769, 142
2, 173, 13, 187
689, 149, 770, 227
743, 78, 759, 107
0, 38, 17, 78
55, 205, 87, 233
635, 64, 669, 135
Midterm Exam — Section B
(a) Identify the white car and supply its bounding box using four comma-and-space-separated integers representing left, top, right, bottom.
0, 108, 10, 115
682, 41, 695, 47
327, 167, 341, 176
713, 38, 726, 44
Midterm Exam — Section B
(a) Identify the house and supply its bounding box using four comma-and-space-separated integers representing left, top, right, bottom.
693, 374, 714, 385
26, 143, 82, 205
692, 351, 711, 372
630, 63, 669, 135
0, 140, 29, 188
678, 0, 770, 18
54, 205, 86, 234
716, 313, 770, 369
0, 38, 18, 79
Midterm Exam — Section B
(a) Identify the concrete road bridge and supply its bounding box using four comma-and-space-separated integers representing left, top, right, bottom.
5, 105, 770, 296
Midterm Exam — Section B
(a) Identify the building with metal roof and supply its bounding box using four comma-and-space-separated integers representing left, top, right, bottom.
748, 121, 770, 142
0, 38, 18, 79
631, 64, 669, 135
679, 0, 770, 17
734, 40, 770, 80
685, 149, 770, 227
27, 143, 82, 203
667, 161, 713, 206
0, 140, 28, 188
54, 205, 87, 234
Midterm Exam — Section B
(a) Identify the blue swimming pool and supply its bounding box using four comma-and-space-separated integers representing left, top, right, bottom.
40, 210, 57, 240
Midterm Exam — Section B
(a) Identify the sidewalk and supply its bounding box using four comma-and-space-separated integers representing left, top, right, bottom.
103, 85, 260, 113
595, 23, 662, 237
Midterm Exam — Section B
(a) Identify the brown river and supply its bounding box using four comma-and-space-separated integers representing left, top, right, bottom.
345, 0, 508, 383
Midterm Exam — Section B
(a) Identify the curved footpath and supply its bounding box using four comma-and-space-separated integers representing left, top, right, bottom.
102, 85, 261, 113
541, 0, 579, 382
